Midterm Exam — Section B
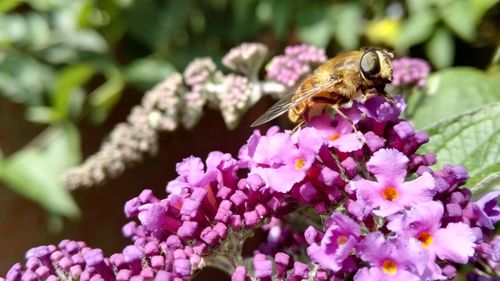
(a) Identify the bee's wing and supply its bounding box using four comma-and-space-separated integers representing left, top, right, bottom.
250, 77, 339, 127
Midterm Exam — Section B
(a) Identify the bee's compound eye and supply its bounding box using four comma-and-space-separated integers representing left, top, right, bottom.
360, 50, 380, 79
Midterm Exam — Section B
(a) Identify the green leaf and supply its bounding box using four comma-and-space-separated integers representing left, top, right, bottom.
89, 69, 124, 123
0, 55, 55, 105
398, 9, 437, 48
297, 2, 333, 48
471, 172, 500, 200
409, 68, 499, 128
406, 0, 432, 13
334, 3, 362, 50
441, 1, 476, 41
425, 28, 454, 69
0, 0, 23, 12
270, 0, 291, 41
0, 126, 80, 218
124, 58, 176, 90
26, 106, 59, 124
53, 63, 95, 120
420, 102, 500, 199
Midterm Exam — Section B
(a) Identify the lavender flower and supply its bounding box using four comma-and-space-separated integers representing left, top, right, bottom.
352, 148, 436, 217
391, 57, 431, 88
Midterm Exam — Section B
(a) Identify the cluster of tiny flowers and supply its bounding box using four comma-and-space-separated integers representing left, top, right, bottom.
1, 239, 180, 281
216, 74, 254, 129
61, 74, 183, 189
181, 58, 217, 129
266, 44, 327, 87
6, 93, 500, 280
222, 42, 268, 77
391, 57, 431, 88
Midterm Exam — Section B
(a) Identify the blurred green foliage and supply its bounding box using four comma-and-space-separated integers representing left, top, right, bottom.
0, 0, 498, 219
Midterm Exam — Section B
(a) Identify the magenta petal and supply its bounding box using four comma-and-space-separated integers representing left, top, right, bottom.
434, 223, 476, 264
366, 148, 409, 183
354, 267, 384, 281
333, 133, 364, 152
252, 166, 304, 193
400, 172, 435, 205
473, 191, 500, 229
407, 201, 443, 233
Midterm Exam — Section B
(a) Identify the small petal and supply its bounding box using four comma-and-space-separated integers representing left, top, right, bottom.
434, 223, 476, 263
367, 149, 409, 183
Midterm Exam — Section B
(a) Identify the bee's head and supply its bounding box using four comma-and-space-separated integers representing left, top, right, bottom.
360, 48, 394, 85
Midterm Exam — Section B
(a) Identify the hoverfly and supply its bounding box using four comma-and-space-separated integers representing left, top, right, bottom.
251, 47, 394, 128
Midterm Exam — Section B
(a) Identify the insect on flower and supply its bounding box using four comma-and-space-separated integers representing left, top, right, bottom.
251, 47, 395, 129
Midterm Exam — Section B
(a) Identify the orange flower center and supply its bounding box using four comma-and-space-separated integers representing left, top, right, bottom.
336, 235, 348, 245
329, 133, 341, 141
382, 259, 398, 275
295, 158, 306, 170
382, 186, 399, 201
417, 231, 434, 249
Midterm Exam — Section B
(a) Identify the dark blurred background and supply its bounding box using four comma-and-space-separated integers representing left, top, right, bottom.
0, 0, 499, 275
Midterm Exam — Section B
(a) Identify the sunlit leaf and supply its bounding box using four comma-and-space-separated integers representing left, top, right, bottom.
0, 126, 81, 218
0, 0, 23, 13
0, 55, 55, 105
334, 3, 362, 50
425, 28, 454, 69
25, 13, 51, 49
421, 102, 500, 199
89, 68, 125, 123
297, 2, 332, 48
53, 63, 95, 120
398, 9, 437, 48
441, 1, 475, 41
409, 68, 499, 128
26, 106, 59, 124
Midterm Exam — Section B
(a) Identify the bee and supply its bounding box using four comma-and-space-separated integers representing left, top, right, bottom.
251, 47, 394, 128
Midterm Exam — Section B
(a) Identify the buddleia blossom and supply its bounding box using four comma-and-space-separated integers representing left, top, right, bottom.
392, 57, 431, 87
181, 58, 217, 129
10, 57, 500, 280
216, 74, 254, 129
266, 44, 326, 88
222, 42, 268, 77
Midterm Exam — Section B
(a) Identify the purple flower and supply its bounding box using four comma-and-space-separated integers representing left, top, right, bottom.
307, 114, 364, 152
250, 128, 323, 193
357, 95, 406, 123
266, 44, 326, 87
217, 74, 253, 129
391, 57, 431, 88
307, 213, 361, 271
388, 201, 476, 267
352, 148, 435, 217
473, 191, 500, 230
355, 233, 427, 281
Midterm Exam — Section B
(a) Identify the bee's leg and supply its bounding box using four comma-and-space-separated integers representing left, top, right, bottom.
332, 105, 365, 145
329, 150, 350, 182
376, 86, 395, 104
292, 120, 305, 133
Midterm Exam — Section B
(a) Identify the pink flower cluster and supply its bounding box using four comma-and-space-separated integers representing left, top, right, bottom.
266, 44, 327, 87
3, 94, 499, 281
391, 57, 431, 88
